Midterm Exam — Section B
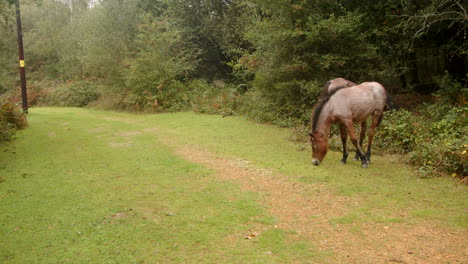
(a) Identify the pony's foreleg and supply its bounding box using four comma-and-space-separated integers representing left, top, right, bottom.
344, 121, 368, 168
366, 113, 382, 163
353, 121, 367, 161
339, 124, 349, 164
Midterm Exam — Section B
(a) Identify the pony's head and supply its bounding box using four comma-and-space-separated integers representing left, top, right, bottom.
309, 131, 328, 166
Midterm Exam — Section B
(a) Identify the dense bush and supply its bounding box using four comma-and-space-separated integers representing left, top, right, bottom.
121, 17, 197, 112
42, 81, 101, 107
239, 80, 322, 127
0, 102, 27, 142
434, 73, 468, 105
375, 109, 418, 152
190, 80, 240, 116
372, 104, 466, 177
19, 79, 61, 106
117, 81, 191, 112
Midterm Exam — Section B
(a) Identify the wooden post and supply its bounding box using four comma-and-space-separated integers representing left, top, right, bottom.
14, 0, 28, 114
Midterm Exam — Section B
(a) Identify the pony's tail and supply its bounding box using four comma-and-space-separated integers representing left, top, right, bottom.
385, 91, 399, 110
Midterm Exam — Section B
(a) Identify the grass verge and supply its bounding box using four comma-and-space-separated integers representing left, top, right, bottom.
0, 107, 327, 263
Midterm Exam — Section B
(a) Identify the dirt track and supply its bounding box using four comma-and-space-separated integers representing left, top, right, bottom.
166, 141, 467, 264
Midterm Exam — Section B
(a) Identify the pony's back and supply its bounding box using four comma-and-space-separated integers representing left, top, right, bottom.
330, 82, 387, 123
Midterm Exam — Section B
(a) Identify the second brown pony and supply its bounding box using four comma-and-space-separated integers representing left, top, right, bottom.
322, 77, 357, 94
310, 82, 388, 168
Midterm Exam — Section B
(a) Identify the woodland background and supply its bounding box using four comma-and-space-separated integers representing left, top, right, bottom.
0, 0, 466, 177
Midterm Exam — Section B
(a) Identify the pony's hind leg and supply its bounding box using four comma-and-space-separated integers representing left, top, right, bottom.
339, 124, 349, 164
344, 120, 368, 168
354, 121, 367, 161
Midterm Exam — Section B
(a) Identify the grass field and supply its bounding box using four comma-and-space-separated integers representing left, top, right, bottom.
1, 107, 466, 263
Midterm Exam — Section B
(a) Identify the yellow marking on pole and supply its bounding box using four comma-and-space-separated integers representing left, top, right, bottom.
19, 60, 25, 67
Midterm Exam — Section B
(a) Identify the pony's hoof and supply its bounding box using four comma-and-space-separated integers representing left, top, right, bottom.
340, 161, 346, 165
361, 164, 368, 168
354, 154, 360, 161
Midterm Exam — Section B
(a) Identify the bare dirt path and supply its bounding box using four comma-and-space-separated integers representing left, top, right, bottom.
158, 136, 467, 264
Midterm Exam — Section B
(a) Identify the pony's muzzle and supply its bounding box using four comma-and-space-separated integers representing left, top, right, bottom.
312, 159, 320, 166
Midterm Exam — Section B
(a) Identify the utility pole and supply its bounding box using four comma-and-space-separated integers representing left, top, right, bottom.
13, 0, 28, 114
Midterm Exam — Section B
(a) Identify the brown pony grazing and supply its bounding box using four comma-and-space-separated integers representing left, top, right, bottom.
310, 82, 388, 168
322, 77, 357, 95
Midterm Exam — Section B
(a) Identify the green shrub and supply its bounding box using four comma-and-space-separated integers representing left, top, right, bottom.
372, 76, 467, 177
375, 109, 419, 152
21, 79, 61, 106
0, 120, 15, 142
238, 89, 281, 124
240, 79, 322, 127
119, 80, 191, 112
0, 102, 27, 129
434, 72, 468, 105
88, 92, 122, 111
0, 101, 27, 142
189, 80, 240, 116
43, 81, 100, 107
122, 17, 197, 112
155, 81, 191, 112
409, 138, 467, 177
376, 104, 467, 177
0, 84, 7, 95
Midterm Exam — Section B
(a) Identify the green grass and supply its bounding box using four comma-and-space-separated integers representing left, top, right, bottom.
0, 108, 326, 263
142, 111, 467, 228
1, 107, 466, 263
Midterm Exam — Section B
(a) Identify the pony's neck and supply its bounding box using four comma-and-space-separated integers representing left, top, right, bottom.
316, 104, 332, 136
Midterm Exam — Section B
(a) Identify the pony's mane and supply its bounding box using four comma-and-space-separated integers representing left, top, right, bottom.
311, 86, 347, 132
320, 81, 331, 97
